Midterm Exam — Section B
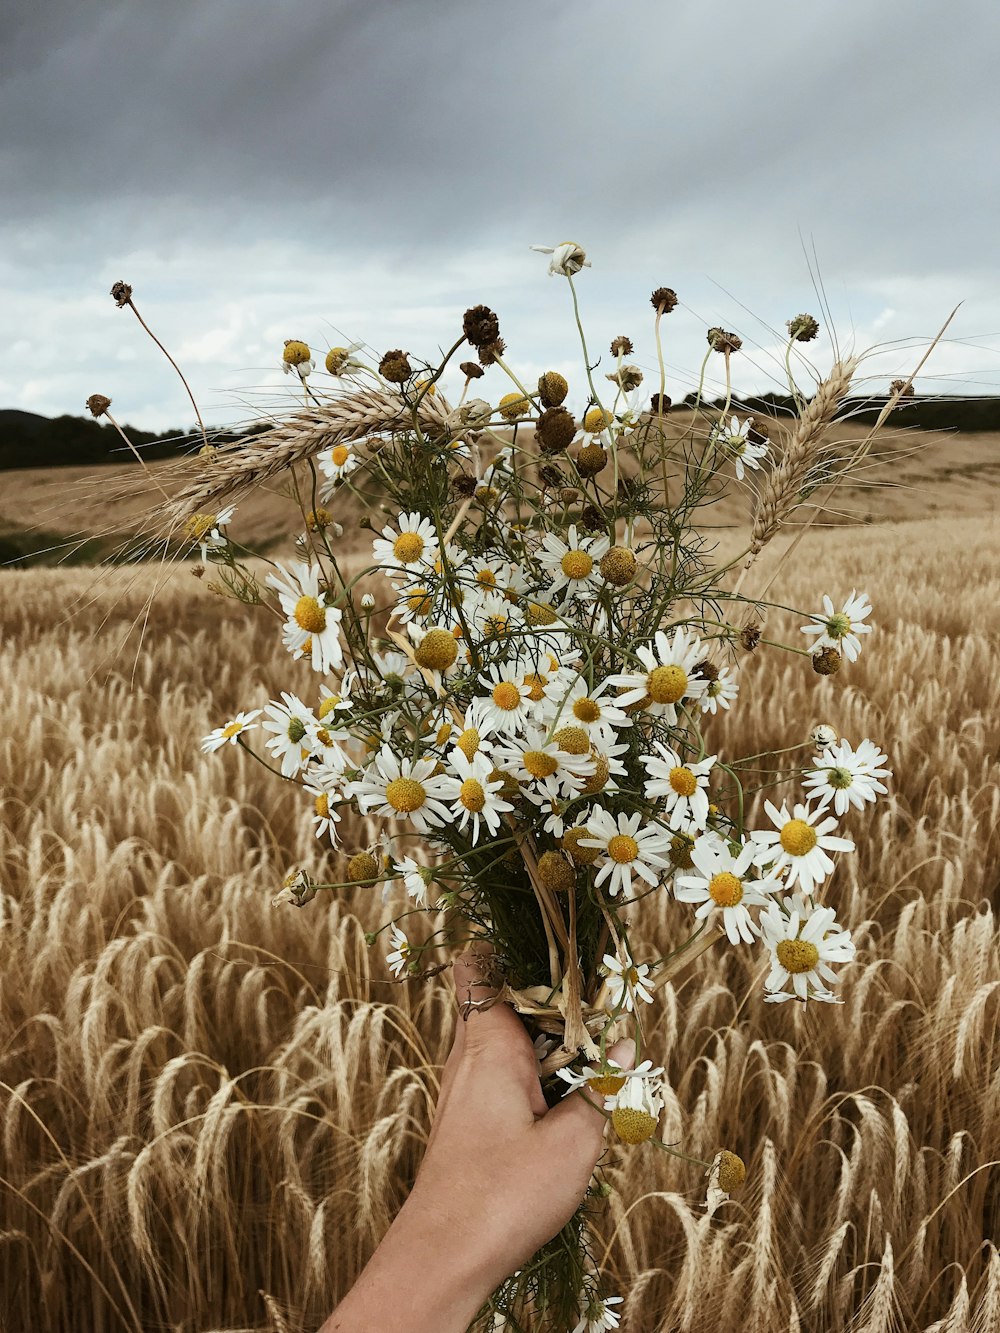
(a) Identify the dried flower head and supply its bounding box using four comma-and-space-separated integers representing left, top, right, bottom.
536, 406, 577, 454
610, 335, 634, 357
812, 646, 843, 676
739, 622, 762, 651
347, 851, 381, 883
271, 868, 317, 909
707, 327, 742, 354
747, 417, 770, 445
537, 850, 576, 892
379, 349, 412, 383
576, 443, 609, 477
599, 546, 637, 586
890, 378, 915, 398
463, 305, 501, 349
650, 286, 678, 314
86, 394, 112, 418
606, 364, 644, 392
478, 337, 507, 367
538, 371, 569, 408
110, 281, 133, 308
460, 360, 484, 379
787, 313, 820, 342
452, 473, 478, 498
649, 392, 671, 414
810, 723, 839, 748
530, 240, 591, 276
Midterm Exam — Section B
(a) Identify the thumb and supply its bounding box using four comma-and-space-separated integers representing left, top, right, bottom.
452, 943, 514, 1050
537, 1039, 635, 1159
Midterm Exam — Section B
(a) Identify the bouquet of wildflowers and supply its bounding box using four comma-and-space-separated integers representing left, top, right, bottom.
107, 243, 911, 1330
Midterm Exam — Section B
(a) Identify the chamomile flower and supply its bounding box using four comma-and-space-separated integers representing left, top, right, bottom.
704, 1150, 747, 1218
640, 743, 716, 830
282, 340, 313, 377
318, 441, 361, 485
803, 737, 892, 815
474, 663, 536, 737
602, 952, 655, 1012
385, 923, 411, 978
581, 808, 673, 898
266, 560, 344, 674
711, 415, 769, 480
608, 627, 709, 724
540, 675, 632, 747
556, 1059, 663, 1106
302, 766, 343, 845
445, 748, 514, 843
674, 839, 782, 945
759, 902, 856, 1002
699, 665, 740, 715
324, 342, 365, 377
538, 525, 609, 601
183, 505, 235, 563
372, 511, 440, 575
801, 590, 873, 663
201, 709, 261, 753
609, 1072, 663, 1143
572, 1296, 624, 1333
392, 855, 432, 907
530, 240, 591, 277
491, 726, 595, 802
350, 746, 455, 833
750, 800, 855, 896
261, 693, 316, 777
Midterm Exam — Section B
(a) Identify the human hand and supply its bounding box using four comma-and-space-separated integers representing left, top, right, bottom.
321, 944, 632, 1332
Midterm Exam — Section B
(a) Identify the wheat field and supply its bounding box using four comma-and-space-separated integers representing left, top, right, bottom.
1, 512, 998, 1332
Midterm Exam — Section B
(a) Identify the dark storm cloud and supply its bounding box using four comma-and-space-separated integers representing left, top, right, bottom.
1, 0, 998, 425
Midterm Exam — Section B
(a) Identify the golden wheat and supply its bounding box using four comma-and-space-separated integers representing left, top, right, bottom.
0, 514, 998, 1332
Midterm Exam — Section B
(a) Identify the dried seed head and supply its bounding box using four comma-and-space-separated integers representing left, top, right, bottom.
463, 304, 501, 348
612, 1106, 658, 1144
561, 826, 601, 865
538, 371, 569, 407
86, 393, 111, 418
747, 416, 770, 445
538, 462, 564, 490
739, 622, 761, 651
560, 487, 580, 504
452, 473, 478, 498
346, 851, 380, 883
890, 378, 915, 398
787, 313, 820, 342
579, 503, 605, 531
610, 335, 634, 356
379, 349, 412, 382
537, 850, 576, 892
650, 286, 678, 314
707, 327, 742, 354
477, 337, 506, 367
307, 507, 334, 531
459, 360, 484, 379
283, 339, 312, 366
499, 391, 530, 422
535, 406, 577, 453
606, 364, 644, 392
415, 628, 459, 671
716, 1150, 746, 1191
649, 392, 671, 414
691, 658, 720, 682
599, 546, 637, 586
810, 723, 839, 747
576, 442, 609, 478
812, 646, 842, 676
110, 280, 133, 307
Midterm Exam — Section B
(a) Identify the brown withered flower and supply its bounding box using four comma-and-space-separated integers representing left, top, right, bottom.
811, 646, 842, 676
890, 378, 915, 398
459, 360, 484, 380
463, 304, 501, 348
538, 371, 569, 408
649, 392, 671, 414
787, 313, 820, 342
110, 281, 133, 308
610, 335, 634, 356
86, 394, 112, 418
650, 287, 678, 314
478, 337, 506, 367
535, 406, 577, 454
739, 622, 761, 651
379, 349, 412, 382
707, 327, 742, 354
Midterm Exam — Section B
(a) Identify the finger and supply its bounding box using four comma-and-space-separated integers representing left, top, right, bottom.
536, 1039, 635, 1161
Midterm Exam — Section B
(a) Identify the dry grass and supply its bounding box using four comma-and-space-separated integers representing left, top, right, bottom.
1, 514, 998, 1332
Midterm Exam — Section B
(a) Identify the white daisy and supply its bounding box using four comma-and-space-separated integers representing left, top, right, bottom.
386, 924, 411, 978
540, 675, 632, 747
491, 726, 595, 803
187, 505, 235, 563
530, 240, 591, 277
801, 589, 873, 663
572, 1295, 624, 1333
711, 415, 769, 480
601, 952, 654, 1013
538, 525, 609, 601
318, 441, 362, 485
201, 708, 261, 753
581, 808, 673, 898
261, 692, 316, 777
556, 1058, 663, 1106
474, 663, 536, 737
607, 627, 709, 724
302, 766, 343, 845
445, 748, 514, 844
371, 511, 440, 575
674, 839, 783, 945
349, 746, 455, 833
392, 856, 432, 907
699, 665, 740, 715
750, 800, 855, 896
803, 737, 892, 816
759, 902, 856, 1002
266, 560, 344, 675
640, 743, 716, 830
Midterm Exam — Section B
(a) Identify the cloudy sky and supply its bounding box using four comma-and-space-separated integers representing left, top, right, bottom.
2, 0, 998, 430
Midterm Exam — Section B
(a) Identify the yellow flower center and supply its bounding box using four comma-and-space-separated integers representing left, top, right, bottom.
459, 779, 486, 812
588, 1072, 627, 1096
331, 444, 351, 467
318, 695, 342, 719
314, 727, 334, 747
582, 755, 610, 794
384, 777, 427, 813
583, 406, 613, 433
708, 871, 743, 907
314, 792, 330, 818
780, 819, 818, 856
436, 723, 453, 746
554, 725, 590, 755
282, 340, 310, 365
476, 569, 497, 587
669, 766, 698, 796
527, 601, 558, 626
561, 549, 594, 580
406, 587, 432, 616
523, 750, 559, 779
647, 665, 688, 704
775, 938, 820, 974
825, 612, 852, 639
294, 595, 328, 634
572, 697, 602, 723
221, 721, 243, 739
415, 628, 458, 671
612, 1107, 657, 1144
717, 1151, 746, 1191
286, 717, 307, 744
393, 531, 426, 563
483, 613, 509, 639
492, 682, 522, 711
607, 834, 639, 864
456, 727, 480, 760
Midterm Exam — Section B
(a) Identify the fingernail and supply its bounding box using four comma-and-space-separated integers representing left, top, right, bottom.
607, 1039, 636, 1070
